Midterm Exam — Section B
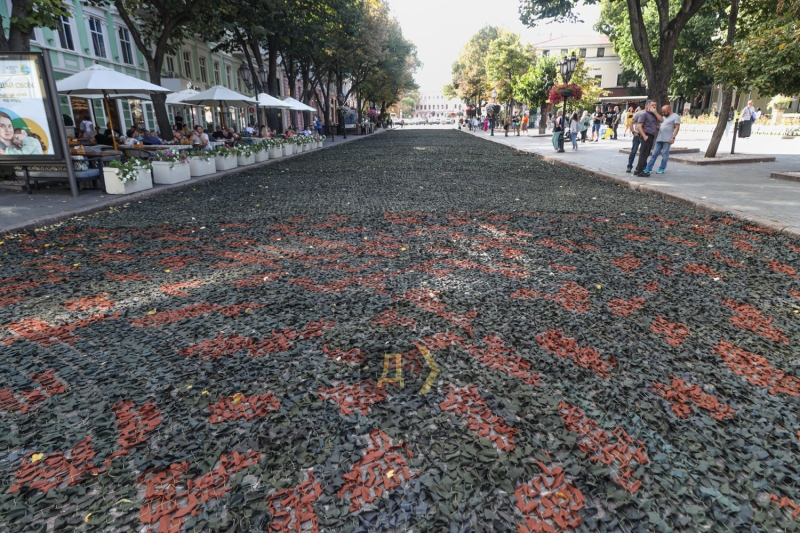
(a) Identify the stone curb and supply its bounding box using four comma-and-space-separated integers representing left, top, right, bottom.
670, 155, 776, 166
0, 129, 387, 237
770, 171, 800, 183
462, 129, 800, 240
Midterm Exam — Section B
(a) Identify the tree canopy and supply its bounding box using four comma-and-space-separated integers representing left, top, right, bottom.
448, 26, 501, 107
595, 0, 728, 99
518, 0, 709, 104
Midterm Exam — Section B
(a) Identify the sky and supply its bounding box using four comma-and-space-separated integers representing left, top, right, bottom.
386, 0, 602, 92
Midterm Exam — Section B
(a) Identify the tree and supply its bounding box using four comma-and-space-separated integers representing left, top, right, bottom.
519, 0, 708, 104
484, 30, 533, 113
400, 90, 419, 117
448, 26, 501, 110
703, 0, 738, 158
561, 55, 610, 113
96, 0, 215, 136
594, 0, 728, 101
360, 20, 420, 118
513, 55, 558, 133
0, 0, 69, 51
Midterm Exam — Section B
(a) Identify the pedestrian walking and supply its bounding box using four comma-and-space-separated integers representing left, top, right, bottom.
552, 110, 563, 151
591, 106, 603, 141
622, 106, 633, 137
634, 100, 664, 177
580, 111, 590, 142
521, 114, 529, 134
604, 106, 618, 140
504, 116, 511, 137
724, 106, 734, 137
569, 112, 580, 150
755, 107, 762, 121
643, 104, 680, 174
79, 114, 95, 139
738, 100, 755, 138
514, 115, 521, 136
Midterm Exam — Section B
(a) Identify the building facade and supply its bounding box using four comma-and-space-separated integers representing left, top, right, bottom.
413, 91, 464, 119
5, 0, 328, 135
530, 33, 642, 109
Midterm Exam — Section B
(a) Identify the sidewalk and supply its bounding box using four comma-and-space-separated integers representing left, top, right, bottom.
0, 131, 379, 235
464, 128, 800, 233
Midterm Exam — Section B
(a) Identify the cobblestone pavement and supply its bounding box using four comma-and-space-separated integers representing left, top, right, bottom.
1, 130, 799, 533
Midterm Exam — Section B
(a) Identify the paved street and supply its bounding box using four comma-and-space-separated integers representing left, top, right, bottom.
465, 126, 800, 230
1, 129, 799, 533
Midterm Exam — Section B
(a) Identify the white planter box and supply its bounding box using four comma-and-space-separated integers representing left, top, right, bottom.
270, 147, 283, 159
254, 150, 269, 162
237, 154, 255, 166
282, 145, 292, 156
189, 157, 216, 177
316, 142, 322, 149
103, 167, 153, 195
301, 144, 309, 152
215, 154, 237, 171
152, 161, 191, 185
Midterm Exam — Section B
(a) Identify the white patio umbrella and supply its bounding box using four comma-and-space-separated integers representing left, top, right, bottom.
56, 64, 170, 149
182, 85, 258, 129
257, 93, 291, 109
165, 89, 200, 105
282, 96, 317, 112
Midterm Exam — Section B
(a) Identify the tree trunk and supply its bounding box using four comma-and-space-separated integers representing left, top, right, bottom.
266, 34, 280, 132
538, 103, 547, 134
0, 0, 34, 51
300, 64, 312, 128
705, 0, 739, 158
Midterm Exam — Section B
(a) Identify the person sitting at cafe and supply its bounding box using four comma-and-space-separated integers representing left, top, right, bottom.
211, 126, 225, 140
181, 125, 192, 138
223, 127, 239, 142
191, 125, 212, 151
142, 130, 163, 145
91, 128, 116, 147
245, 124, 255, 135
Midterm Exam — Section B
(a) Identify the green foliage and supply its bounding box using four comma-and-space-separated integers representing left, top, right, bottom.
513, 54, 558, 108
595, 0, 727, 98
559, 54, 609, 112
0, 0, 70, 51
448, 26, 501, 105
701, 0, 800, 97
484, 30, 534, 104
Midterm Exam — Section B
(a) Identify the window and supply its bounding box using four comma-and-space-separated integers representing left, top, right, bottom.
182, 51, 192, 78
166, 56, 176, 75
225, 65, 232, 88
89, 17, 106, 58
198, 57, 207, 84
542, 50, 549, 56
616, 74, 626, 87
597, 47, 605, 58
594, 75, 603, 86
57, 16, 75, 51
119, 27, 133, 65
579, 48, 586, 58
213, 61, 220, 85
560, 49, 568, 57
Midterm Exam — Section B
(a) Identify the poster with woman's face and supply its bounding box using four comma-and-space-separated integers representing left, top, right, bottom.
0, 54, 57, 158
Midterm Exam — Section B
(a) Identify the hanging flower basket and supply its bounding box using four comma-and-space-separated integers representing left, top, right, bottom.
549, 84, 584, 105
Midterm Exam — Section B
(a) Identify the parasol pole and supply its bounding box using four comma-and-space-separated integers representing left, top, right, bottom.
103, 91, 118, 150
220, 100, 227, 129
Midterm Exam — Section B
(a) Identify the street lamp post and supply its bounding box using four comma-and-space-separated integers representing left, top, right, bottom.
557, 52, 578, 154
338, 92, 347, 139
490, 88, 497, 136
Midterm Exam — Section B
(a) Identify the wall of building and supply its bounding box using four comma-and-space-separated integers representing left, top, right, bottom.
414, 91, 463, 118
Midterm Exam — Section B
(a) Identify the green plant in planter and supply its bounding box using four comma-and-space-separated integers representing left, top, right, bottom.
769, 95, 794, 111
232, 144, 254, 157
214, 145, 234, 157
153, 150, 190, 169
108, 158, 151, 183
187, 150, 213, 162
